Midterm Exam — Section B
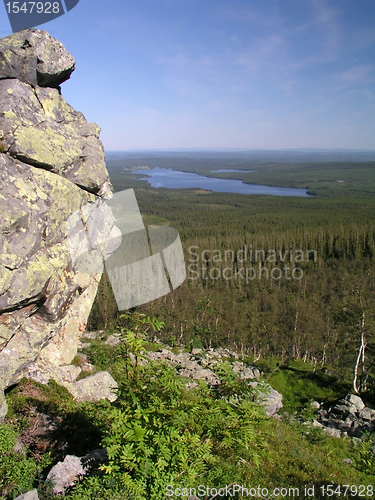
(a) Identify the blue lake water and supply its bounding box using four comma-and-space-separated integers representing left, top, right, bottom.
134, 168, 312, 197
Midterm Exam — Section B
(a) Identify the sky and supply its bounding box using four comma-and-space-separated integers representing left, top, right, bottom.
1, 0, 375, 151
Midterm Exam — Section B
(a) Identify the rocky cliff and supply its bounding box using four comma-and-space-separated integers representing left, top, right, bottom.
0, 29, 117, 420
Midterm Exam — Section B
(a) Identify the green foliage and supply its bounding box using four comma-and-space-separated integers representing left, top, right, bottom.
0, 424, 17, 454
100, 363, 267, 500
63, 474, 132, 500
116, 313, 164, 383
4, 334, 374, 499
84, 341, 115, 371
5, 379, 110, 468
0, 424, 39, 499
353, 438, 375, 476
212, 361, 254, 399
258, 418, 373, 491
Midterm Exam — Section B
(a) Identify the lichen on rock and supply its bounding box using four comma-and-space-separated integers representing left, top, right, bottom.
0, 79, 111, 195
0, 30, 118, 421
0, 29, 75, 88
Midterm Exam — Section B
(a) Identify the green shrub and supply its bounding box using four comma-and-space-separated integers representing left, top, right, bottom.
0, 424, 39, 498
100, 363, 267, 500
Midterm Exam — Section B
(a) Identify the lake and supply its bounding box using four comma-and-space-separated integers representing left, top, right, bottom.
134, 168, 312, 197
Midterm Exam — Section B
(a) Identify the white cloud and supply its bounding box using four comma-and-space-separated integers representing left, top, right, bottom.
341, 65, 373, 83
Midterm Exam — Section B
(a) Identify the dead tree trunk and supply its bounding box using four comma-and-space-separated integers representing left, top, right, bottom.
353, 294, 367, 394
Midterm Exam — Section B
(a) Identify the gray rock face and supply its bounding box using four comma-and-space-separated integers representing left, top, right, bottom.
0, 391, 8, 422
0, 79, 111, 195
105, 334, 121, 347
252, 383, 283, 416
14, 490, 39, 500
74, 371, 118, 403
0, 29, 75, 87
0, 30, 118, 420
324, 427, 342, 439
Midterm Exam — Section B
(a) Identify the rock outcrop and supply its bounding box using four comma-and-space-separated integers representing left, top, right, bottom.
0, 29, 117, 420
313, 394, 375, 439
0, 29, 75, 87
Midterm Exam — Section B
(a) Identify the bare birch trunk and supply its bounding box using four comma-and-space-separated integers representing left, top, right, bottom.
353, 307, 366, 394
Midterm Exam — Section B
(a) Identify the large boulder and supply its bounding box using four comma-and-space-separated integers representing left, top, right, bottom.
14, 490, 39, 500
46, 455, 85, 494
0, 29, 75, 87
0, 154, 104, 392
74, 371, 118, 403
346, 394, 365, 411
0, 30, 118, 420
0, 79, 110, 195
47, 449, 108, 494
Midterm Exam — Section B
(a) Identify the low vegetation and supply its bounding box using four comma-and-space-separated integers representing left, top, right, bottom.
2, 322, 375, 499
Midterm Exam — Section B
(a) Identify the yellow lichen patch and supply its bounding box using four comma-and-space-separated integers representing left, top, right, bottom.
18, 248, 70, 299
2, 207, 28, 227
3, 110, 16, 118
47, 247, 71, 269
15, 126, 79, 169
14, 177, 35, 200
0, 269, 12, 296
7, 88, 13, 94
2, 49, 13, 62
35, 186, 48, 201
0, 323, 11, 343
40, 93, 60, 118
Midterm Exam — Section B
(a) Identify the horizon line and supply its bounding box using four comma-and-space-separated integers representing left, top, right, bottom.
105, 147, 375, 153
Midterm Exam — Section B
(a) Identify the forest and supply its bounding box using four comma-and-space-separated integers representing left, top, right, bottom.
91, 155, 375, 393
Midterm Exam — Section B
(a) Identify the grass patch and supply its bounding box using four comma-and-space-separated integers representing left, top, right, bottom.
255, 357, 351, 412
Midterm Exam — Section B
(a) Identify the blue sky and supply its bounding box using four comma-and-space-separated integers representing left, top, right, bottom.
1, 0, 375, 150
